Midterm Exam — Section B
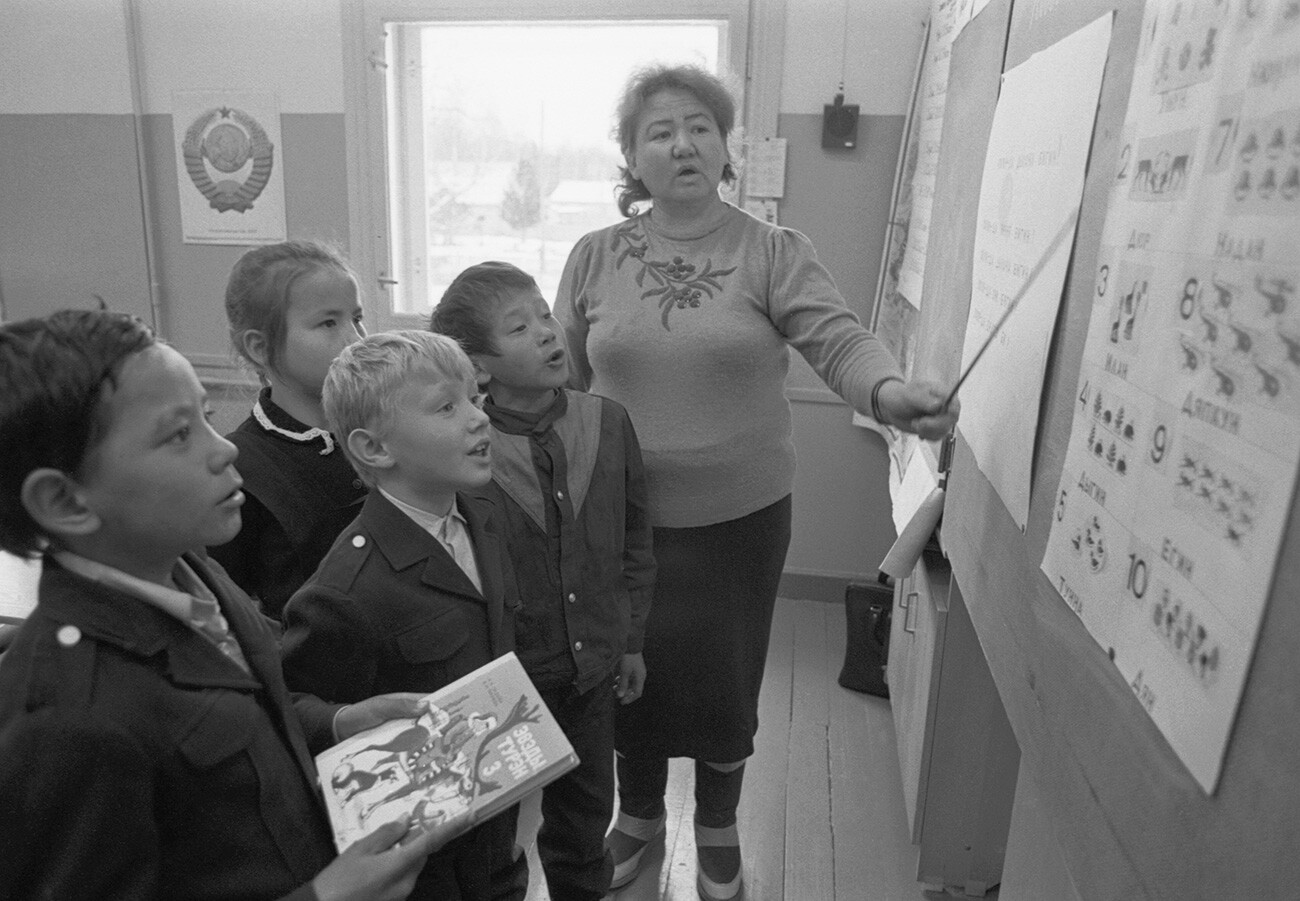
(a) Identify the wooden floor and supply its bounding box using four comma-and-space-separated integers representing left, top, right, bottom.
519, 596, 958, 901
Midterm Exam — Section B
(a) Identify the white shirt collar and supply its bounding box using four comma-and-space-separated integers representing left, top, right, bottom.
252, 398, 335, 455
51, 550, 212, 625
378, 488, 465, 538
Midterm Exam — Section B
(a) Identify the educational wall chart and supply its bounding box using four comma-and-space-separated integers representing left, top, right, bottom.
959, 13, 1114, 532
869, 23, 926, 388
1041, 0, 1300, 793
896, 0, 974, 307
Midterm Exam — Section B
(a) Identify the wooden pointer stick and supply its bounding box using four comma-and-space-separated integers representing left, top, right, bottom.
942, 208, 1081, 410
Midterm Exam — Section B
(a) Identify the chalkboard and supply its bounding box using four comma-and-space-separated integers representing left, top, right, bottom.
909, 0, 1300, 897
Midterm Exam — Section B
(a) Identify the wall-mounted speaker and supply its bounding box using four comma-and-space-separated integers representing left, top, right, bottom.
821, 92, 860, 150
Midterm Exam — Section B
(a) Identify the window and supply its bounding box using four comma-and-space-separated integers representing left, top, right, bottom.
345, 0, 762, 328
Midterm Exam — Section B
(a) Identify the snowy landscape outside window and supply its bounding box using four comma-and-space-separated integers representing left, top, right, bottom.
382, 20, 729, 315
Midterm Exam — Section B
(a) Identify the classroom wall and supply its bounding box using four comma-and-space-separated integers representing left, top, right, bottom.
0, 2, 149, 324
778, 0, 928, 592
0, 0, 928, 593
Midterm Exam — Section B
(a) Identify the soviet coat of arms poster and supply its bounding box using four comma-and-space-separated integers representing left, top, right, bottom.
173, 91, 287, 245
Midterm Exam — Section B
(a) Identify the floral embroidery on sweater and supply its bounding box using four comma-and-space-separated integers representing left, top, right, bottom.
610, 220, 736, 329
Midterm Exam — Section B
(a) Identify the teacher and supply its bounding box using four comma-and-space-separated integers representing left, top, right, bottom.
555, 64, 958, 901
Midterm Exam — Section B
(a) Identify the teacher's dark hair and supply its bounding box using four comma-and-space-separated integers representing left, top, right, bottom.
614, 63, 739, 218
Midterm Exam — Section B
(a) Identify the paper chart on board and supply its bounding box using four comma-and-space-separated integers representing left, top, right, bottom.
958, 12, 1114, 532
896, 0, 975, 307
1041, 0, 1300, 793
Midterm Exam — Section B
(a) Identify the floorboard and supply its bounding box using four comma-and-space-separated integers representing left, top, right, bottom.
785, 600, 835, 900
520, 596, 943, 901
825, 597, 930, 901
739, 591, 796, 901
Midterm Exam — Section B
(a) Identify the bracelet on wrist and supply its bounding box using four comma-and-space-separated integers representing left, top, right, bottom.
871, 377, 904, 423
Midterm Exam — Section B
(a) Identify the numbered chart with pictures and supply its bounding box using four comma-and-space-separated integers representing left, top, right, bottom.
1042, 0, 1300, 793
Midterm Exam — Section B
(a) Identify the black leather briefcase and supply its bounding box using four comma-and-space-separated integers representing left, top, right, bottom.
838, 577, 893, 698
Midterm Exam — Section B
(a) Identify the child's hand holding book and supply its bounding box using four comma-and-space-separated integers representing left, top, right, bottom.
333, 692, 430, 741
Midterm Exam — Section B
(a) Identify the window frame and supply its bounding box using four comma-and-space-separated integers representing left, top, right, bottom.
342, 0, 782, 331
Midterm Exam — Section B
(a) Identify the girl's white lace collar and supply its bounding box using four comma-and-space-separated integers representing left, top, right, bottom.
252, 399, 335, 455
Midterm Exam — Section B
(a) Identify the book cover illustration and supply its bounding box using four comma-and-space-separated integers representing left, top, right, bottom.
316, 652, 578, 851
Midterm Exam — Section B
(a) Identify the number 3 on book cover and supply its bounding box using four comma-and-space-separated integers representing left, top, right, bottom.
316, 651, 579, 851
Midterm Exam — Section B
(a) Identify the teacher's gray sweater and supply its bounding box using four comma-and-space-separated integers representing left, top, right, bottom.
556, 203, 903, 529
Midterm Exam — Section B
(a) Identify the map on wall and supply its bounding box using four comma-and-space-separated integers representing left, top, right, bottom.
1041, 0, 1300, 793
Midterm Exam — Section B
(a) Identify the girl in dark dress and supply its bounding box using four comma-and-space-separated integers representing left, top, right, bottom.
209, 241, 368, 620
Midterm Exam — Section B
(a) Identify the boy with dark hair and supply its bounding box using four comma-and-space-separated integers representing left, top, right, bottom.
432, 261, 655, 901
0, 309, 447, 901
281, 329, 528, 901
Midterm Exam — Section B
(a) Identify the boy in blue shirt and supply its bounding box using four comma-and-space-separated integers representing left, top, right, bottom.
281, 330, 528, 901
0, 309, 445, 900
432, 261, 655, 901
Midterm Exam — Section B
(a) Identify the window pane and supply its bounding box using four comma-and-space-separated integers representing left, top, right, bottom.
387, 21, 725, 315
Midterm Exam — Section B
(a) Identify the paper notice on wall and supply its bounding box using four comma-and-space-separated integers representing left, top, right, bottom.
959, 12, 1114, 531
1042, 0, 1300, 794
743, 198, 779, 226
173, 91, 287, 245
745, 138, 787, 198
896, 0, 975, 307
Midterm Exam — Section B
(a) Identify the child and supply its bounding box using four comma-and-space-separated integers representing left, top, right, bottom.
210, 240, 368, 621
431, 261, 655, 901
0, 309, 451, 900
280, 330, 528, 901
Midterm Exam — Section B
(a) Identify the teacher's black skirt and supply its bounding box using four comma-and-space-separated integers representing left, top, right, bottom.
616, 495, 793, 762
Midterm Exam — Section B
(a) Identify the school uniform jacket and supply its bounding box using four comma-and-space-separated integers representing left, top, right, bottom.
469, 390, 655, 694
0, 554, 336, 901
280, 489, 526, 901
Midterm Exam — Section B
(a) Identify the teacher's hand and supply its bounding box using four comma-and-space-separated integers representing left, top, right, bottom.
876, 378, 960, 440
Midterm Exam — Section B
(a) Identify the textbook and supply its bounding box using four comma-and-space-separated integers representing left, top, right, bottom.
316, 651, 578, 852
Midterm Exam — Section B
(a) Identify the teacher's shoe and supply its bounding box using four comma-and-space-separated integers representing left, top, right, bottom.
695, 822, 742, 900
608, 810, 666, 889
